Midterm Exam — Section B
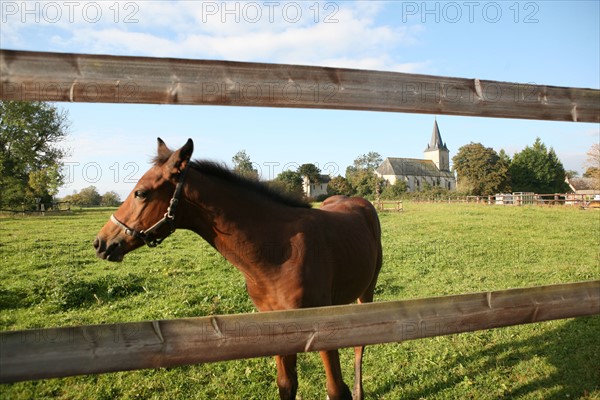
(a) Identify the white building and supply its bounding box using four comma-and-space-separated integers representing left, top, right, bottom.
376, 120, 456, 192
302, 175, 331, 199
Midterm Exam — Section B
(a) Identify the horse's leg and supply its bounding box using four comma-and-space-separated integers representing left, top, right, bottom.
353, 253, 381, 400
275, 354, 298, 400
320, 350, 352, 400
352, 297, 371, 400
352, 344, 365, 400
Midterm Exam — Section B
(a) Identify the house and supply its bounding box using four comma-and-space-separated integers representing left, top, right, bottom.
566, 177, 600, 196
565, 177, 600, 205
302, 175, 331, 199
376, 119, 456, 192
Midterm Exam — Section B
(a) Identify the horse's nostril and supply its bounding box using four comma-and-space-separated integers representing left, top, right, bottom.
93, 237, 105, 252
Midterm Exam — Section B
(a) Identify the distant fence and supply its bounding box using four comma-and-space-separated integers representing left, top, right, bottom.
0, 202, 71, 216
373, 200, 404, 212
0, 49, 599, 384
0, 202, 126, 216
410, 193, 599, 207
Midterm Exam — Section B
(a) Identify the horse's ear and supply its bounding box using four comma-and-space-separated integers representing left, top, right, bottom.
163, 138, 194, 179
156, 137, 172, 164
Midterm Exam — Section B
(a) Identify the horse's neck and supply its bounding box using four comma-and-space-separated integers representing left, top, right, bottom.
181, 170, 296, 273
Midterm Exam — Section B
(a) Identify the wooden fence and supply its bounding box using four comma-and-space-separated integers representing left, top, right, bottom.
1, 50, 599, 122
1, 50, 599, 383
2, 281, 598, 383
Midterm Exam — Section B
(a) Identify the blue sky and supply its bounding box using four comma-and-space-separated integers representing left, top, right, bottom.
1, 0, 599, 198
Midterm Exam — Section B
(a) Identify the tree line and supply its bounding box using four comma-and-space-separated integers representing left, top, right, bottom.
231, 149, 395, 201
1, 101, 68, 208
2, 101, 598, 208
235, 138, 599, 201
453, 139, 573, 196
61, 186, 121, 207
453, 140, 599, 195
1, 101, 123, 209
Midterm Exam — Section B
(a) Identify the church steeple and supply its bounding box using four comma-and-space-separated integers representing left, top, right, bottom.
423, 118, 450, 171
425, 118, 448, 152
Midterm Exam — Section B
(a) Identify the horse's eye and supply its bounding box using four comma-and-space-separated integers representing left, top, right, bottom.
134, 190, 148, 199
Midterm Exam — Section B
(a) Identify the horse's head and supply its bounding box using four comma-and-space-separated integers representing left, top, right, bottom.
94, 138, 194, 261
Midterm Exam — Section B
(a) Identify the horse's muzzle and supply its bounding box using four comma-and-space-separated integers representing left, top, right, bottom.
93, 237, 125, 262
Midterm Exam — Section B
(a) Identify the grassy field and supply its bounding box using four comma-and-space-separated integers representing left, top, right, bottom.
1, 203, 599, 399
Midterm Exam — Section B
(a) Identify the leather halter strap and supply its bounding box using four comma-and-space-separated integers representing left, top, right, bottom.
110, 165, 189, 248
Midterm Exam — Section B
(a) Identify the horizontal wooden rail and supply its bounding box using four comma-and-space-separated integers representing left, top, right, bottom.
1, 50, 598, 122
1, 280, 598, 383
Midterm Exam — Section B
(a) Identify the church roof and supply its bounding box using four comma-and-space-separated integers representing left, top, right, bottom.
424, 119, 448, 152
376, 158, 455, 179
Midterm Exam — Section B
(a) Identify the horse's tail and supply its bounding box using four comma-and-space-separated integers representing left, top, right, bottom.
371, 204, 383, 284
363, 198, 382, 248
361, 200, 383, 300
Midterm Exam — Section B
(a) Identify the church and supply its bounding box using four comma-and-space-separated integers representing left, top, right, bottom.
376, 119, 456, 192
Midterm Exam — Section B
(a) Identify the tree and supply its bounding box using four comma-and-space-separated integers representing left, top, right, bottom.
269, 170, 305, 201
583, 143, 600, 190
298, 163, 321, 183
61, 191, 82, 205
351, 151, 382, 172
509, 138, 568, 193
452, 143, 511, 195
381, 179, 408, 199
327, 176, 355, 197
27, 164, 62, 200
101, 191, 122, 206
0, 101, 69, 206
77, 186, 102, 206
583, 167, 599, 178
62, 186, 107, 206
565, 170, 579, 179
231, 150, 259, 180
343, 151, 384, 199
498, 148, 512, 165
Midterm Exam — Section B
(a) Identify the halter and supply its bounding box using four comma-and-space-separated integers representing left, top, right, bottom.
110, 165, 189, 248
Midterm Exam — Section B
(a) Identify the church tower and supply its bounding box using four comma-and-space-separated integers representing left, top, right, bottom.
423, 118, 450, 171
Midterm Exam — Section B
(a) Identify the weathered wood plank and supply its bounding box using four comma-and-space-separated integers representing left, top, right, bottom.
1, 50, 598, 122
1, 280, 598, 383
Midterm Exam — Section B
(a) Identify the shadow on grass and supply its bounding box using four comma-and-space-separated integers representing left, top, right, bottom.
498, 317, 600, 399
0, 273, 148, 311
373, 316, 600, 399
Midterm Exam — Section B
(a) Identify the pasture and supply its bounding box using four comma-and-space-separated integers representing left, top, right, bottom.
1, 203, 598, 399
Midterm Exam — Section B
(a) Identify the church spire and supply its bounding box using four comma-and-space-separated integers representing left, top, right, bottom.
426, 118, 448, 151
423, 118, 450, 171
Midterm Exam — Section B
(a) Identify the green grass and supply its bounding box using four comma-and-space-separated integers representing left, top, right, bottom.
1, 203, 599, 399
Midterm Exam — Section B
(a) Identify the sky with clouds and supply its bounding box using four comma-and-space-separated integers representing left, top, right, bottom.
1, 0, 599, 197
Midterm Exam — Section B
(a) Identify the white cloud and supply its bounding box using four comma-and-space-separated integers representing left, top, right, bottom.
582, 127, 600, 138
558, 151, 589, 174
316, 57, 430, 73
2, 1, 428, 73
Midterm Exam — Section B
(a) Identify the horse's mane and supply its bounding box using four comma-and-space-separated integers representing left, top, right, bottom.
189, 161, 311, 209
151, 157, 305, 209
153, 148, 310, 209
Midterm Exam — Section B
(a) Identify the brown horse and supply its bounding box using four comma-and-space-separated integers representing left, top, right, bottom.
94, 138, 382, 400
